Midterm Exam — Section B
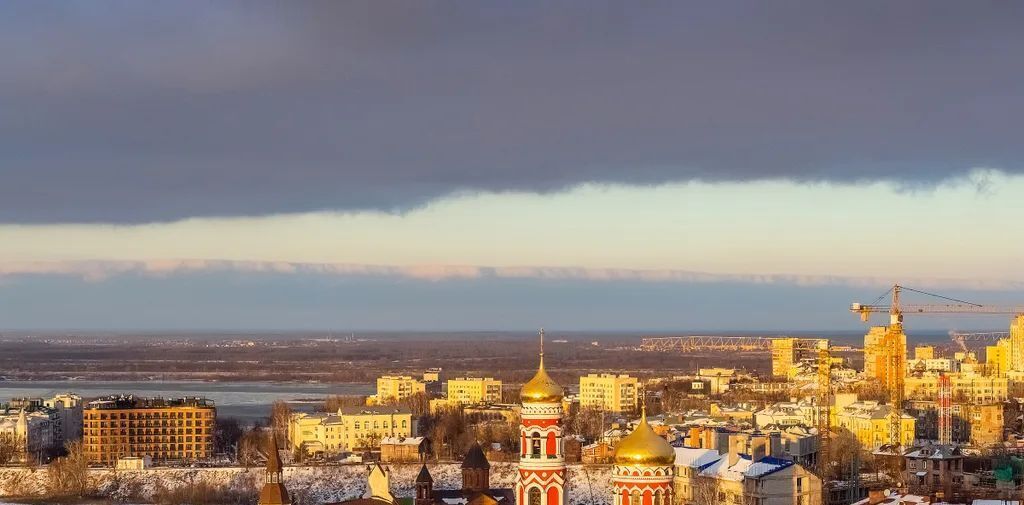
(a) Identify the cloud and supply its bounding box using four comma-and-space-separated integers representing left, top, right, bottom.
2, 2, 1024, 223
3, 259, 1024, 292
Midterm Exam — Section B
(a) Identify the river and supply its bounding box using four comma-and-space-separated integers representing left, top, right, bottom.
0, 380, 373, 421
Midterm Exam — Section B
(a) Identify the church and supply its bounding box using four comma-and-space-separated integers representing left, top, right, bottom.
259, 330, 683, 505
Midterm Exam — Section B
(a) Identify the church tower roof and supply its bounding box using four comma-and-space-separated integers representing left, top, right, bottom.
520, 329, 564, 403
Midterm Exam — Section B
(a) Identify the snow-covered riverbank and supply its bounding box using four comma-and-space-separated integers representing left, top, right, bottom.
0, 463, 613, 505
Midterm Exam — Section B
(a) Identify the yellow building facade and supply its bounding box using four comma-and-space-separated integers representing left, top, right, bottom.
370, 375, 426, 404
904, 374, 1008, 404
834, 400, 915, 450
771, 338, 797, 378
986, 339, 1012, 377
1011, 315, 1024, 372
579, 373, 639, 412
446, 377, 502, 405
288, 407, 415, 455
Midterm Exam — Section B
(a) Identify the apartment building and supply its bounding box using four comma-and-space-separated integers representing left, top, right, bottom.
864, 326, 907, 385
986, 338, 1012, 377
834, 399, 916, 450
82, 396, 216, 465
288, 406, 416, 456
673, 432, 822, 505
446, 377, 502, 405
579, 373, 638, 412
369, 375, 426, 404
904, 373, 1008, 404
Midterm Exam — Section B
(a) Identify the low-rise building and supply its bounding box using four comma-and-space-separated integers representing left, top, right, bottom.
380, 436, 426, 462
697, 368, 736, 394
579, 373, 638, 413
903, 444, 963, 499
754, 399, 817, 429
82, 395, 215, 465
463, 403, 520, 424
288, 406, 416, 456
446, 378, 502, 405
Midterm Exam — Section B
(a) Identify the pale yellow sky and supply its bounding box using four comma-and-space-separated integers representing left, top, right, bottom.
2, 175, 1022, 283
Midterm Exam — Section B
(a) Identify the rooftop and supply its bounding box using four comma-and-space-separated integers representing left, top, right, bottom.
84, 395, 214, 410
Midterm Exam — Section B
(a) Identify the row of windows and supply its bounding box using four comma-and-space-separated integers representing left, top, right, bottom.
86, 443, 212, 452
87, 432, 208, 440
86, 419, 212, 426
85, 410, 213, 420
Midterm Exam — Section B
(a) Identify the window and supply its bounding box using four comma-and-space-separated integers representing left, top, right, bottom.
531, 433, 542, 457
630, 491, 640, 505
529, 488, 542, 505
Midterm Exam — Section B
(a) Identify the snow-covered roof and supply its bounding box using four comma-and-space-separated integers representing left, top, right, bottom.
381, 436, 424, 446
697, 454, 794, 481
673, 447, 720, 468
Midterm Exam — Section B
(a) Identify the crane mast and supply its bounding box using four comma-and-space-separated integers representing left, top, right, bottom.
851, 284, 1024, 451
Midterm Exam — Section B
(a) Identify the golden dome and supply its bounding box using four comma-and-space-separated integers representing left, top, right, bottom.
520, 356, 564, 403
614, 416, 675, 466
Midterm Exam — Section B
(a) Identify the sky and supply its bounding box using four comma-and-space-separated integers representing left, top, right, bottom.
2, 1, 1024, 331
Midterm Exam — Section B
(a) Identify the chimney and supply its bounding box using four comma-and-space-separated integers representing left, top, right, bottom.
768, 432, 783, 458
702, 427, 715, 449
750, 433, 768, 463
715, 429, 731, 455
727, 434, 744, 467
866, 489, 887, 505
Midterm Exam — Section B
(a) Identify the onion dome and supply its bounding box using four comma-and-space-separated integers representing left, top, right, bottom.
614, 415, 675, 466
520, 330, 564, 403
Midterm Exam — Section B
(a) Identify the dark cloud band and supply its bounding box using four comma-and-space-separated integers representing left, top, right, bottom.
2, 1, 1023, 223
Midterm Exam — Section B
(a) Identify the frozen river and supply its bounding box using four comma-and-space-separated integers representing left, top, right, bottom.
0, 380, 373, 421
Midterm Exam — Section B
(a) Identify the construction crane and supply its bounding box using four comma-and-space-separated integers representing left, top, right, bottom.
816, 340, 832, 474
851, 284, 1024, 452
640, 335, 820, 352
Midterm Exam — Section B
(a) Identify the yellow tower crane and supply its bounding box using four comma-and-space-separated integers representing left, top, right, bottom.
851, 284, 1024, 451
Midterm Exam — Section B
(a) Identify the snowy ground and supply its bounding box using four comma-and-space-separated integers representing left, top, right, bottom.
0, 463, 614, 505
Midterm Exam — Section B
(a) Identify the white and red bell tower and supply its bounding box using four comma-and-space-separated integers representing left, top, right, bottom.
516, 329, 566, 505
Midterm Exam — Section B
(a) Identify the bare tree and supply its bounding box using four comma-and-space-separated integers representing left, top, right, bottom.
324, 395, 366, 412
47, 440, 91, 497
692, 476, 721, 505
270, 400, 292, 447
0, 432, 22, 466
214, 417, 244, 456
238, 426, 267, 467
821, 428, 861, 482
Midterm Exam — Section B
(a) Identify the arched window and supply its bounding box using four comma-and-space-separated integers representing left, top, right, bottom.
529, 487, 542, 505
654, 490, 663, 505
631, 490, 641, 505
531, 433, 542, 457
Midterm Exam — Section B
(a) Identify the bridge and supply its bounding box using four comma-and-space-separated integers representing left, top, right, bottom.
639, 335, 823, 352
